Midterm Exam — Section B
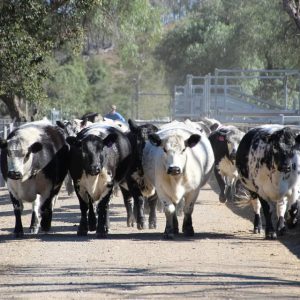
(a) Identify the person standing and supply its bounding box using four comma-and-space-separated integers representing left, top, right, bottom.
104, 104, 126, 123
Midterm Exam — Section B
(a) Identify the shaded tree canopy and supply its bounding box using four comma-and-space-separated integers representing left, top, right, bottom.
0, 0, 99, 120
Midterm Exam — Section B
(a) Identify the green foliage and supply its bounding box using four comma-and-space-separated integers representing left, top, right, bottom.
0, 0, 100, 118
155, 0, 300, 84
154, 0, 300, 108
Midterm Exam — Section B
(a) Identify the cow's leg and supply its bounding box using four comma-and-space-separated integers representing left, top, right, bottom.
163, 203, 176, 239
10, 193, 24, 238
176, 198, 184, 216
120, 185, 135, 227
40, 186, 62, 232
259, 198, 276, 239
88, 194, 97, 231
148, 193, 158, 229
126, 178, 145, 230
182, 193, 197, 236
64, 172, 74, 196
96, 189, 113, 238
29, 195, 40, 234
250, 198, 262, 234
276, 199, 287, 236
287, 200, 299, 229
214, 168, 226, 203
173, 213, 179, 234
76, 189, 89, 236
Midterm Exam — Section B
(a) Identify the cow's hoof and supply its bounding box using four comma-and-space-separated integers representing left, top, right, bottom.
183, 226, 194, 237
40, 219, 51, 232
88, 224, 96, 232
253, 227, 261, 234
149, 222, 157, 229
163, 232, 174, 239
14, 232, 24, 238
287, 217, 298, 229
277, 227, 286, 236
219, 194, 227, 203
77, 230, 88, 236
265, 232, 277, 240
96, 231, 108, 239
127, 216, 135, 227
29, 227, 39, 234
174, 227, 179, 235
137, 222, 145, 230
127, 221, 134, 227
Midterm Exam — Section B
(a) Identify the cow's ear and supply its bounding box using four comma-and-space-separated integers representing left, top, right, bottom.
29, 142, 43, 153
56, 120, 65, 129
128, 119, 138, 133
185, 134, 201, 148
66, 136, 81, 147
210, 123, 220, 131
104, 133, 118, 147
149, 133, 161, 147
295, 134, 300, 144
81, 118, 89, 127
0, 138, 7, 149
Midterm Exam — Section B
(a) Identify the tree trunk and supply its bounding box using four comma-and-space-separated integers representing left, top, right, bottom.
0, 93, 28, 122
283, 0, 300, 30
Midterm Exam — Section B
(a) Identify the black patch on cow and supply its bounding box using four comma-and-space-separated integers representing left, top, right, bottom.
209, 130, 230, 164
236, 128, 258, 179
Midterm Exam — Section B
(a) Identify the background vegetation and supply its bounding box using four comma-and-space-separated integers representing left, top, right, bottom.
1, 0, 300, 121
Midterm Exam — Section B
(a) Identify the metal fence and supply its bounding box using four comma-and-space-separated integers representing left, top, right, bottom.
173, 69, 300, 124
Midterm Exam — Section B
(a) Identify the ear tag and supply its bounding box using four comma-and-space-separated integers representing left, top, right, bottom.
218, 136, 225, 142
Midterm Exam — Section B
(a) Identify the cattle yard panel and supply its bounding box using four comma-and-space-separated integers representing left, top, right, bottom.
173, 69, 300, 124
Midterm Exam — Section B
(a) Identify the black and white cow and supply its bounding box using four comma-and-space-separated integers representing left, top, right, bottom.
125, 119, 159, 229
0, 120, 69, 237
209, 125, 245, 203
67, 123, 145, 237
236, 125, 300, 239
141, 121, 215, 238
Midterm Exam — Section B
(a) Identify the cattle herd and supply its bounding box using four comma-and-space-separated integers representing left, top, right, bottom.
0, 115, 299, 240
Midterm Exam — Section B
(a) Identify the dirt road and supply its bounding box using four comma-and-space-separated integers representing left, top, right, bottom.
0, 183, 300, 299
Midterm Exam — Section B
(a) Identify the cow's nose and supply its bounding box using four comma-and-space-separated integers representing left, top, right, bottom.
167, 166, 181, 175
89, 166, 100, 176
229, 151, 236, 160
7, 171, 23, 180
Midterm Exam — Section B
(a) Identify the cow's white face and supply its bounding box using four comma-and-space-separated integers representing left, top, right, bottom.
149, 133, 201, 176
6, 138, 42, 181
226, 129, 244, 160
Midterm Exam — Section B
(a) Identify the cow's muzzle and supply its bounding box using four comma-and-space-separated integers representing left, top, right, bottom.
229, 151, 236, 161
167, 166, 181, 176
87, 166, 101, 176
7, 171, 23, 180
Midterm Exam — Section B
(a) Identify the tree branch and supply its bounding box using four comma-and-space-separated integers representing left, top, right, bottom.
283, 0, 300, 30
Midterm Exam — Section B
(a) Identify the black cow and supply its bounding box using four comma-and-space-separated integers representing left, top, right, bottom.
123, 119, 159, 229
208, 125, 244, 203
0, 120, 69, 237
67, 123, 145, 237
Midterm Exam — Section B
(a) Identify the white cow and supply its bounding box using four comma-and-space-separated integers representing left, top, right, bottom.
141, 121, 215, 238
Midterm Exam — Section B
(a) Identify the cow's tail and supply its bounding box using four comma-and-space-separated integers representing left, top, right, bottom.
232, 182, 253, 208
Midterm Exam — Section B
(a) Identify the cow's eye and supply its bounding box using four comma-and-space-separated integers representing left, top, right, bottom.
163, 148, 167, 153
181, 148, 186, 153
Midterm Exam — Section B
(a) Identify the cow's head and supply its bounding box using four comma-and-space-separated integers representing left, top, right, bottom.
0, 137, 43, 180
149, 133, 200, 176
67, 133, 118, 176
268, 127, 300, 173
129, 119, 159, 169
224, 128, 244, 161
